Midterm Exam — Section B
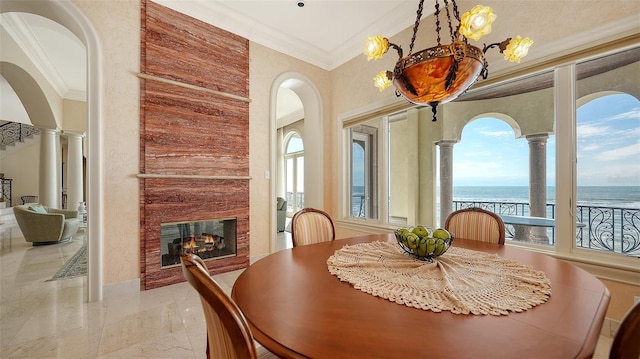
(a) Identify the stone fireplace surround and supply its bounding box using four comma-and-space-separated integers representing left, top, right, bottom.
139, 1, 251, 290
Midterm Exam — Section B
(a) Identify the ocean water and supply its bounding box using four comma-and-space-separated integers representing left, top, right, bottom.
452, 186, 640, 209
352, 185, 640, 218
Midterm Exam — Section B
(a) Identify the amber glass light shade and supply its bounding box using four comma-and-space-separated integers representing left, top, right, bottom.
392, 43, 484, 105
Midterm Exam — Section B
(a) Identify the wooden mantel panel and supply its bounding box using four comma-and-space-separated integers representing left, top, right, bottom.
140, 0, 250, 290
142, 80, 249, 177
143, 1, 248, 98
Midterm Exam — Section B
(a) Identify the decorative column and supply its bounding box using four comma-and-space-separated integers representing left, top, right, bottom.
528, 134, 549, 243
438, 140, 456, 226
66, 132, 85, 213
38, 128, 60, 207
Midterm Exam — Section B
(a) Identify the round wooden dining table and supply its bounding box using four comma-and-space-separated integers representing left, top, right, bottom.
231, 234, 610, 359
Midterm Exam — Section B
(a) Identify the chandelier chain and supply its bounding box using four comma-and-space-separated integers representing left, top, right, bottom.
443, 0, 455, 42
451, 0, 461, 22
451, 0, 463, 42
434, 0, 441, 46
409, 0, 425, 54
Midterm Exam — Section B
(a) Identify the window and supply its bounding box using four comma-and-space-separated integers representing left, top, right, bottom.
350, 124, 378, 219
284, 132, 304, 215
345, 111, 410, 224
575, 48, 640, 256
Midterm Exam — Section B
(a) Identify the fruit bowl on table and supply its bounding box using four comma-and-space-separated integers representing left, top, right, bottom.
394, 226, 454, 262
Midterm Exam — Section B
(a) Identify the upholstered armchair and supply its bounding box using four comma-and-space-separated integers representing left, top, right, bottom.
13, 205, 81, 245
277, 197, 287, 232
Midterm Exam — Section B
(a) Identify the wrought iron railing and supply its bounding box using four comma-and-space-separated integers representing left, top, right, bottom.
0, 122, 39, 149
453, 201, 640, 257
286, 192, 305, 213
576, 206, 640, 256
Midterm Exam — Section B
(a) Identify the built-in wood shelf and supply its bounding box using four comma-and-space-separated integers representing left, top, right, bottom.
137, 73, 251, 103
137, 174, 251, 180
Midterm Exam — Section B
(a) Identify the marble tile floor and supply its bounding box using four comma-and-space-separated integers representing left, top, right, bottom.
0, 210, 613, 358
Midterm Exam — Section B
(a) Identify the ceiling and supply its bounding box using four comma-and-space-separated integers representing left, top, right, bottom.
155, 0, 426, 71
1, 0, 428, 125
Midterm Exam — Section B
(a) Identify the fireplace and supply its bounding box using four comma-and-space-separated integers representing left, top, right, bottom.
161, 218, 237, 268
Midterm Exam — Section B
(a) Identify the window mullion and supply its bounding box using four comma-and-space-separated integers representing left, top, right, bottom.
554, 64, 577, 255
380, 116, 390, 224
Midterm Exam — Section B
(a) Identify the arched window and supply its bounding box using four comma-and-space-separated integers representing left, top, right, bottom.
575, 92, 640, 255
284, 132, 304, 215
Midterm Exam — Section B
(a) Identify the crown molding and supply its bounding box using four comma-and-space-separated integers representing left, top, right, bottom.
152, 0, 425, 71
1, 13, 69, 98
487, 14, 640, 77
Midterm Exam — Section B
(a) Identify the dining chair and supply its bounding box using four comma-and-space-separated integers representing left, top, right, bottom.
290, 207, 335, 247
444, 207, 506, 245
610, 301, 640, 359
180, 253, 279, 359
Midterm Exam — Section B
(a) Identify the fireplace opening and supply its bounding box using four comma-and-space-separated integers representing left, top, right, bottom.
161, 218, 237, 268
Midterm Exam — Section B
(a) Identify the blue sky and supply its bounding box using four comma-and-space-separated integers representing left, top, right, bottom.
452, 93, 640, 186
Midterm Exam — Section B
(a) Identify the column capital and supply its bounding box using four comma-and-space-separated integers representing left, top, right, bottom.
63, 131, 86, 138
525, 133, 549, 143
39, 127, 61, 135
437, 139, 457, 148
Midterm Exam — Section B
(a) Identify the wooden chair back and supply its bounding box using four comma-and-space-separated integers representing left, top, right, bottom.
444, 207, 506, 245
610, 301, 640, 359
180, 253, 258, 359
290, 208, 335, 247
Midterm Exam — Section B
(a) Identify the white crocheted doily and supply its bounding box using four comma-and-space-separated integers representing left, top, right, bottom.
327, 241, 551, 315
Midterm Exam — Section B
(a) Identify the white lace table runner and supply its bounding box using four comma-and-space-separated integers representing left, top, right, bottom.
327, 241, 551, 316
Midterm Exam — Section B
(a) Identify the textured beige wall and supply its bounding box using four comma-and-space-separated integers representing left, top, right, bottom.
72, 0, 140, 285
601, 279, 640, 321
248, 42, 331, 255
62, 99, 87, 133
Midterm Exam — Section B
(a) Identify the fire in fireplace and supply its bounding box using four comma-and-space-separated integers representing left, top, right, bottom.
160, 218, 237, 268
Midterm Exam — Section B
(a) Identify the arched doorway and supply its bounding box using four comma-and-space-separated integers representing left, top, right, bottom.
270, 73, 323, 252
1, 1, 103, 301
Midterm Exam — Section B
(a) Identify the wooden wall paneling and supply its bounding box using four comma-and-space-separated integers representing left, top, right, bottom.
143, 1, 249, 98
142, 80, 249, 176
140, 0, 251, 290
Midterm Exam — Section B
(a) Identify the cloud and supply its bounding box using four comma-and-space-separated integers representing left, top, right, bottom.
596, 141, 640, 161
603, 108, 640, 122
577, 123, 611, 137
581, 144, 603, 152
477, 130, 513, 137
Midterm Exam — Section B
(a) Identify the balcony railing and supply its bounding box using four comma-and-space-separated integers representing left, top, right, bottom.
453, 201, 640, 257
0, 122, 39, 149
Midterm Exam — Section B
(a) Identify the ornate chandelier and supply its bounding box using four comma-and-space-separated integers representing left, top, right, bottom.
364, 0, 533, 121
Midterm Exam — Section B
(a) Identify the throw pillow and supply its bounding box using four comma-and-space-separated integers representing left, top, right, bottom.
28, 205, 48, 214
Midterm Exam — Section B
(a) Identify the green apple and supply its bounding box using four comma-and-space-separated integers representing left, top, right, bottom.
397, 228, 410, 237
418, 238, 427, 256
406, 233, 419, 249
426, 238, 436, 254
412, 225, 430, 238
433, 228, 451, 240
433, 238, 448, 255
